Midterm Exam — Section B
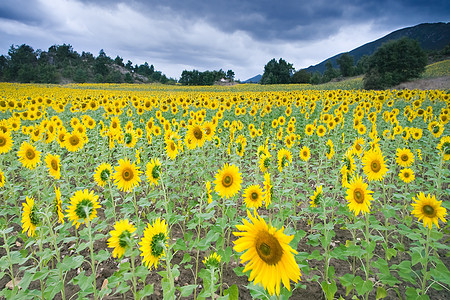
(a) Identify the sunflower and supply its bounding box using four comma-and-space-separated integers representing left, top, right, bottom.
0, 131, 13, 154
22, 196, 39, 237
45, 153, 61, 180
54, 186, 64, 224
233, 210, 301, 296
277, 148, 292, 172
259, 153, 271, 173
346, 175, 373, 216
114, 158, 142, 192
108, 219, 137, 258
214, 163, 242, 199
0, 168, 5, 187
342, 149, 356, 176
66, 189, 100, 229
94, 162, 113, 187
325, 139, 334, 160
206, 181, 213, 203
316, 125, 326, 137
139, 218, 168, 270
18, 141, 41, 169
165, 138, 179, 160
411, 192, 447, 229
186, 123, 206, 149
361, 149, 389, 181
436, 136, 450, 161
146, 158, 161, 186
399, 168, 415, 183
263, 172, 272, 208
310, 185, 323, 208
243, 184, 264, 209
299, 146, 311, 161
352, 138, 365, 156
203, 252, 221, 269
64, 131, 85, 152
396, 148, 414, 167
123, 129, 138, 148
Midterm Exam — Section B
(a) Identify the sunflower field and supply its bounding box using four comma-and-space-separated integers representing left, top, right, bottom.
0, 82, 449, 300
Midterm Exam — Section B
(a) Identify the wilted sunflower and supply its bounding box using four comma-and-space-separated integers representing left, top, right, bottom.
325, 139, 334, 160
263, 172, 272, 208
243, 184, 264, 209
396, 148, 414, 167
54, 186, 64, 224
346, 175, 373, 216
139, 218, 168, 270
310, 185, 323, 208
94, 162, 112, 187
411, 192, 447, 229
64, 131, 85, 152
399, 168, 415, 183
361, 149, 389, 181
22, 196, 39, 237
45, 153, 61, 180
18, 141, 41, 169
0, 131, 13, 154
214, 163, 242, 198
233, 210, 301, 296
146, 158, 161, 186
66, 189, 100, 229
186, 123, 206, 149
114, 158, 142, 192
299, 146, 311, 161
436, 136, 450, 161
108, 219, 137, 258
277, 148, 292, 172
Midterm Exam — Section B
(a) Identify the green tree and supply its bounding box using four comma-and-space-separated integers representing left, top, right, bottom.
226, 69, 235, 81
363, 37, 427, 89
322, 61, 339, 82
336, 53, 354, 77
260, 58, 294, 84
291, 69, 311, 83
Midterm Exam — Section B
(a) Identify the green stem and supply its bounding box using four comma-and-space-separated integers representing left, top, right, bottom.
2, 230, 16, 292
107, 179, 117, 223
131, 251, 137, 299
44, 212, 65, 300
364, 212, 371, 300
163, 243, 175, 300
421, 227, 431, 296
210, 268, 216, 300
85, 213, 98, 300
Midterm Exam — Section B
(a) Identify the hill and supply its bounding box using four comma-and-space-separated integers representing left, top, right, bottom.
243, 74, 262, 83
305, 22, 450, 74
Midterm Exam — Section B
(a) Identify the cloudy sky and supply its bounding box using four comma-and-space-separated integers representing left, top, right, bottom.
0, 0, 448, 80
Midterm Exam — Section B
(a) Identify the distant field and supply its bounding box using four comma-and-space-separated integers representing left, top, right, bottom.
422, 59, 450, 78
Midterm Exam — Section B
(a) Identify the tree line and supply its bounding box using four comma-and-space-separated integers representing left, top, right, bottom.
0, 44, 176, 84
261, 37, 449, 89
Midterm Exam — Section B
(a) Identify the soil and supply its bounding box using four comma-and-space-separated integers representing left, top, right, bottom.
392, 76, 450, 90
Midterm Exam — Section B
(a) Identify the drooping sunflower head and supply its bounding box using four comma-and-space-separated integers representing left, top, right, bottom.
310, 185, 323, 208
94, 162, 113, 187
325, 139, 334, 160
108, 219, 137, 259
258, 153, 271, 173
18, 141, 41, 170
54, 186, 64, 224
21, 196, 39, 237
66, 189, 100, 229
263, 172, 272, 208
362, 149, 389, 181
113, 158, 142, 192
214, 163, 242, 199
345, 175, 374, 216
233, 210, 301, 296
396, 148, 414, 167
146, 158, 161, 186
139, 218, 168, 270
411, 192, 447, 229
45, 153, 61, 180
243, 184, 264, 209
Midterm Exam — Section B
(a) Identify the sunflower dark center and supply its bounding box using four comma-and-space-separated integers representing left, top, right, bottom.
371, 160, 381, 172
69, 135, 79, 146
75, 198, 94, 219
150, 232, 166, 257
100, 169, 110, 181
251, 192, 259, 200
170, 142, 176, 151
118, 230, 131, 248
205, 127, 211, 135
422, 205, 435, 217
26, 149, 35, 160
355, 143, 361, 151
0, 137, 5, 147
404, 172, 410, 178
353, 188, 364, 204
255, 231, 283, 265
401, 154, 409, 162
152, 165, 160, 179
222, 175, 233, 187
122, 167, 134, 181
51, 159, 58, 171
433, 126, 439, 133
193, 127, 202, 140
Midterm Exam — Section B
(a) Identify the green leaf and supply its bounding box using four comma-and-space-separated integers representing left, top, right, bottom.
373, 258, 389, 274
353, 276, 373, 296
223, 284, 239, 300
137, 284, 154, 298
178, 284, 197, 297
321, 280, 337, 300
308, 249, 323, 261
339, 273, 354, 296
181, 252, 191, 264
377, 273, 400, 286
376, 286, 387, 299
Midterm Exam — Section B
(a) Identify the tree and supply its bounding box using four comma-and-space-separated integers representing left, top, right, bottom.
322, 61, 339, 82
291, 69, 311, 84
226, 69, 235, 81
260, 58, 294, 84
336, 53, 354, 77
363, 37, 427, 89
